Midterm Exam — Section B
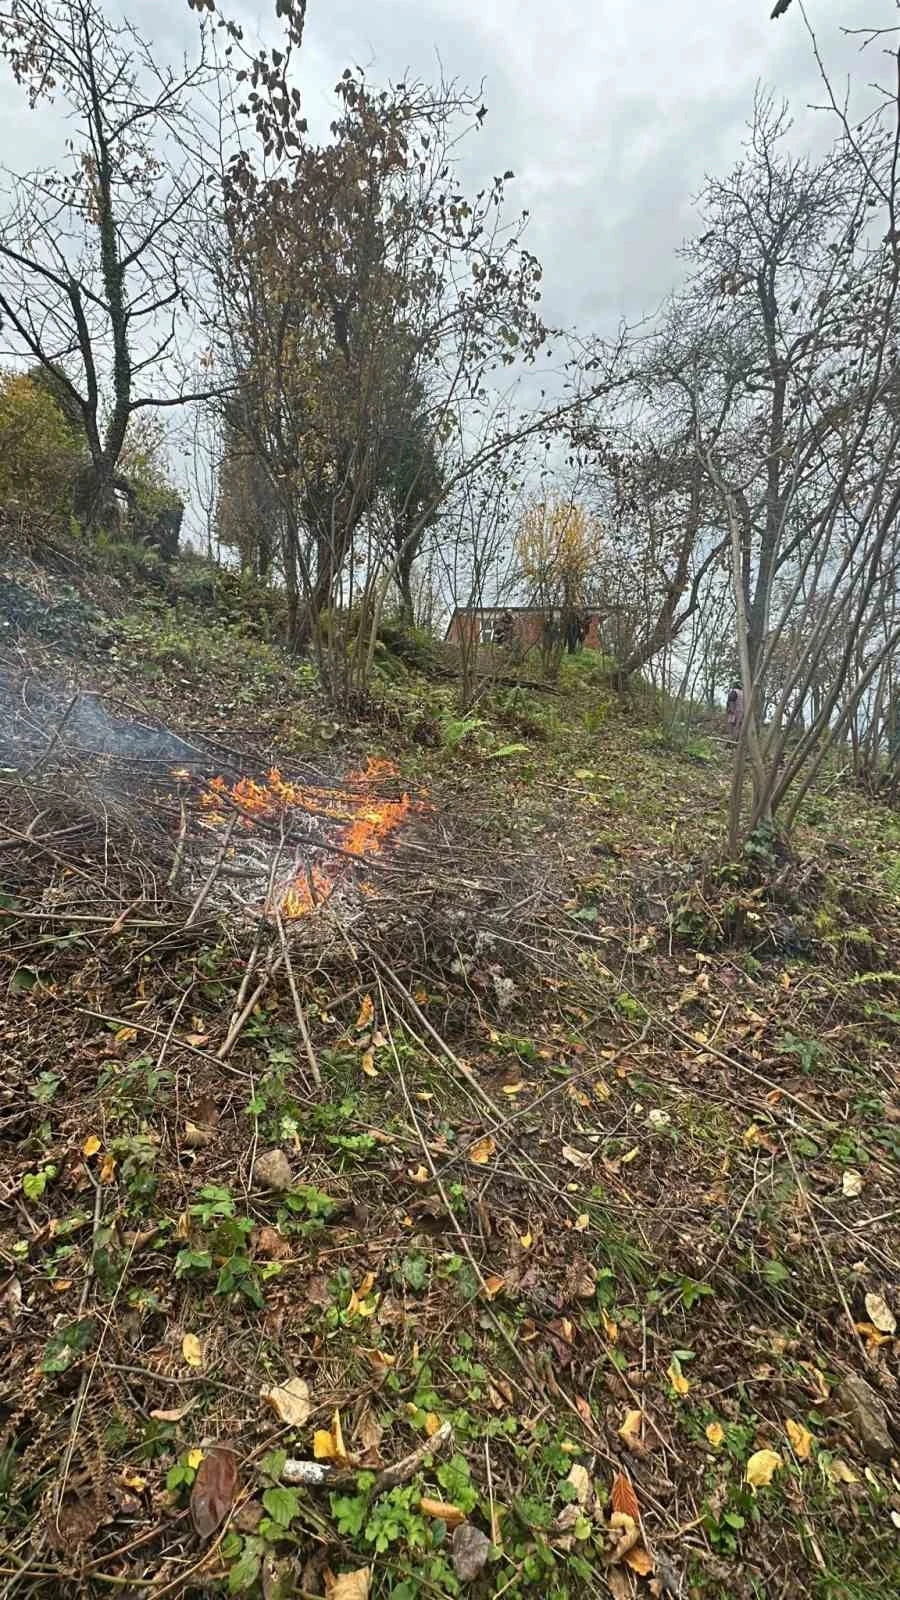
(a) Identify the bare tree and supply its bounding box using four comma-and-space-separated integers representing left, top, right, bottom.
0, 0, 217, 525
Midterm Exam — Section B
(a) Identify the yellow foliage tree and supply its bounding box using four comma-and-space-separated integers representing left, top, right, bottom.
0, 371, 84, 518
516, 495, 603, 617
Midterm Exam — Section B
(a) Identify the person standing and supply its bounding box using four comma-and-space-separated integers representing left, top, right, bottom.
726, 683, 745, 737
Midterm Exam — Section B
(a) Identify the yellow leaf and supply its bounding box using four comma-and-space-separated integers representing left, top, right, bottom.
621, 1146, 640, 1165
82, 1134, 101, 1158
120, 1468, 147, 1491
573, 1213, 589, 1232
115, 1026, 137, 1044
182, 1334, 204, 1369
667, 1358, 690, 1396
360, 1050, 378, 1079
824, 1457, 858, 1485
601, 1310, 619, 1345
567, 1462, 591, 1505
186, 1448, 204, 1470
854, 1320, 891, 1350
52, 1278, 73, 1293
355, 995, 374, 1031
864, 1292, 896, 1335
745, 1448, 782, 1489
424, 1412, 443, 1437
363, 1348, 395, 1371
618, 1409, 644, 1451
314, 1410, 349, 1466
706, 1422, 725, 1448
407, 1165, 429, 1184
482, 1274, 506, 1299
593, 1078, 611, 1101
346, 1273, 378, 1318
502, 1081, 524, 1096
263, 1377, 311, 1428
785, 1419, 813, 1461
468, 1135, 497, 1166
324, 1567, 372, 1600
743, 1123, 763, 1148
519, 1231, 533, 1249
99, 1153, 117, 1184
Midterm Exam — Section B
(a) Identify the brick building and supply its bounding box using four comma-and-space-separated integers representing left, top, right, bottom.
445, 605, 606, 651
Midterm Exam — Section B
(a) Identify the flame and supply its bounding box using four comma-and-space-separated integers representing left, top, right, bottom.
200, 757, 420, 916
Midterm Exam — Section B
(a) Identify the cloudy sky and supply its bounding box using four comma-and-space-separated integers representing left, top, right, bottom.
1, 0, 895, 343
213, 0, 896, 333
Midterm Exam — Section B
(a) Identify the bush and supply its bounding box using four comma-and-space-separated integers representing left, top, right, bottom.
0, 370, 84, 518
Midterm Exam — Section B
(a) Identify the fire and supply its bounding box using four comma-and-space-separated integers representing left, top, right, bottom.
199, 757, 419, 916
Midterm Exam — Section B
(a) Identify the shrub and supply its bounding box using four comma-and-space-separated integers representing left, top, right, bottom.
0, 370, 84, 518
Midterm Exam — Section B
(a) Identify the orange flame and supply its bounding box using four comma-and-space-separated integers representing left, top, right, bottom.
200, 757, 420, 916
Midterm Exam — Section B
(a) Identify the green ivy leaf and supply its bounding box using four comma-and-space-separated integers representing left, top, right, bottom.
261, 1485, 300, 1529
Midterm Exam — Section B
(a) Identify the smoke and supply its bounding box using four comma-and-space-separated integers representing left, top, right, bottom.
0, 666, 215, 772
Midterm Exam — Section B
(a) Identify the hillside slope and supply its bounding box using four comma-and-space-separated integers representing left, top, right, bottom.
0, 542, 898, 1600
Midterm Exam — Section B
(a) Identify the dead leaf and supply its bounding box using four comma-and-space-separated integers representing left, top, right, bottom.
606, 1569, 631, 1600
601, 1310, 619, 1345
618, 1409, 649, 1457
263, 1377, 311, 1428
611, 1470, 640, 1523
99, 1152, 117, 1184
451, 1522, 491, 1583
181, 1333, 204, 1369
360, 1050, 378, 1078
356, 1407, 383, 1457
424, 1412, 443, 1437
355, 994, 375, 1032
190, 1446, 238, 1539
623, 1544, 654, 1576
824, 1457, 859, 1485
407, 1165, 430, 1184
573, 1212, 589, 1232
149, 1400, 196, 1424
841, 1169, 864, 1198
324, 1566, 372, 1600
314, 1410, 350, 1467
183, 1121, 213, 1149
864, 1292, 896, 1335
705, 1421, 724, 1449
419, 1497, 466, 1527
468, 1135, 497, 1166
483, 1274, 506, 1299
745, 1448, 782, 1489
785, 1418, 813, 1461
82, 1134, 101, 1158
184, 1032, 210, 1047
346, 1272, 377, 1318
256, 1226, 291, 1261
561, 1143, 591, 1169
854, 1320, 891, 1350
567, 1462, 591, 1505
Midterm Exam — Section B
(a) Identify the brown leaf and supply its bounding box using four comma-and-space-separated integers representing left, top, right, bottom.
451, 1521, 491, 1582
190, 1446, 239, 1539
149, 1400, 196, 1424
618, 1408, 649, 1457
419, 1497, 466, 1527
606, 1569, 632, 1600
611, 1471, 640, 1523
256, 1225, 291, 1261
355, 994, 374, 1031
263, 1377, 311, 1428
355, 1406, 383, 1458
324, 1568, 372, 1600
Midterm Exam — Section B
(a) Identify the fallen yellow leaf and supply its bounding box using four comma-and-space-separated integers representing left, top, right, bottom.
621, 1145, 640, 1165
360, 1050, 378, 1078
424, 1412, 443, 1437
601, 1310, 619, 1345
99, 1152, 117, 1185
407, 1165, 429, 1184
115, 1026, 137, 1044
468, 1135, 497, 1166
314, 1410, 349, 1466
824, 1457, 858, 1485
182, 1333, 204, 1369
573, 1213, 589, 1232
785, 1418, 812, 1461
618, 1409, 644, 1452
519, 1230, 533, 1249
482, 1274, 506, 1299
745, 1448, 782, 1489
186, 1448, 204, 1470
418, 1497, 465, 1526
82, 1134, 101, 1158
355, 994, 374, 1031
623, 1545, 653, 1576
705, 1422, 725, 1449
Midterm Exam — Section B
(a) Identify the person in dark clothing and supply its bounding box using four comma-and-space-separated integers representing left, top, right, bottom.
494, 609, 514, 647
726, 683, 745, 737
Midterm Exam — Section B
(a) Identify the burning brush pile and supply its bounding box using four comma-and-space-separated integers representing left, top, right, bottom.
182, 758, 426, 922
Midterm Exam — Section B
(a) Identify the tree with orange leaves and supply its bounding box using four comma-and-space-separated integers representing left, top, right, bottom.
516, 495, 603, 665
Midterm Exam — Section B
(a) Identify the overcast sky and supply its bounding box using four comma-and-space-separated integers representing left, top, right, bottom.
1, 0, 896, 342
220, 0, 898, 332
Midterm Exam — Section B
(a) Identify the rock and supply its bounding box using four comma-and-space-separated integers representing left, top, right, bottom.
837, 1372, 893, 1462
451, 1522, 491, 1583
253, 1149, 293, 1192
